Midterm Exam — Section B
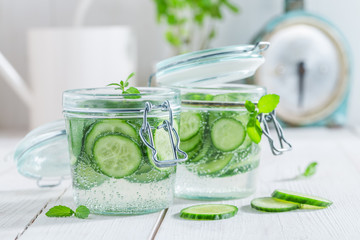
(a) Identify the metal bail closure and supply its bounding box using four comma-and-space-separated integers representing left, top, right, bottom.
139, 100, 188, 168
258, 111, 292, 155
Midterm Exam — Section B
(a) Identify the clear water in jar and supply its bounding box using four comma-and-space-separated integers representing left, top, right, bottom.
175, 106, 261, 200
66, 116, 177, 215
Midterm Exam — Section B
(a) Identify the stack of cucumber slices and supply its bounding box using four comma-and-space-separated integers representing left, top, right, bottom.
68, 117, 178, 189
251, 189, 333, 212
179, 189, 332, 220
179, 109, 258, 177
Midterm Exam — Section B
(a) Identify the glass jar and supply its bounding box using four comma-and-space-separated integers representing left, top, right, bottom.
152, 42, 291, 200
61, 87, 184, 214
174, 84, 265, 199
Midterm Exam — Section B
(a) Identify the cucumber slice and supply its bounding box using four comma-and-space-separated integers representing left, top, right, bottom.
211, 118, 245, 152
154, 121, 179, 161
193, 153, 233, 175
180, 204, 238, 220
190, 138, 211, 163
68, 118, 86, 158
93, 135, 142, 178
85, 119, 139, 157
272, 189, 333, 207
125, 164, 171, 183
180, 132, 202, 152
251, 197, 300, 212
180, 112, 202, 141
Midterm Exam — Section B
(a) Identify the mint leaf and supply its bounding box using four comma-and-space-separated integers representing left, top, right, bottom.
258, 94, 280, 113
303, 162, 318, 177
247, 118, 262, 144
45, 205, 74, 218
245, 100, 255, 113
126, 72, 135, 81
74, 205, 90, 219
107, 83, 120, 87
126, 87, 141, 94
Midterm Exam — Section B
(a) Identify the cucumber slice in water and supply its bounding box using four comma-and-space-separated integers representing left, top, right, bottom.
211, 118, 245, 152
180, 131, 202, 152
193, 153, 233, 175
180, 204, 238, 220
180, 112, 202, 141
251, 197, 300, 212
85, 119, 138, 157
272, 189, 333, 207
189, 138, 211, 163
73, 158, 108, 190
68, 118, 86, 158
93, 135, 142, 178
125, 164, 171, 183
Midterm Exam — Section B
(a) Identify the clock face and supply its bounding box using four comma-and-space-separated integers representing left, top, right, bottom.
255, 17, 349, 125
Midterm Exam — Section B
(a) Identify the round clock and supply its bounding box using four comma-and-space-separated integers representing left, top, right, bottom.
253, 2, 351, 126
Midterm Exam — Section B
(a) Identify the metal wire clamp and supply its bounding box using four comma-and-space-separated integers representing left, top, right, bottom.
139, 100, 188, 168
258, 111, 292, 155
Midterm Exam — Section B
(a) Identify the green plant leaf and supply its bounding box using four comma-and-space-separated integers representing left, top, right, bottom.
74, 205, 90, 219
165, 31, 181, 47
223, 0, 239, 13
126, 72, 135, 81
258, 94, 280, 113
245, 100, 255, 113
247, 118, 262, 144
302, 162, 318, 177
107, 83, 121, 87
45, 205, 74, 218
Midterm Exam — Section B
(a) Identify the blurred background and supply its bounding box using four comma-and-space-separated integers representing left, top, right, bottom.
0, 0, 359, 131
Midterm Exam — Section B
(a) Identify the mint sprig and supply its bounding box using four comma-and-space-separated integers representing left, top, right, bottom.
246, 94, 280, 144
46, 205, 90, 219
108, 72, 141, 99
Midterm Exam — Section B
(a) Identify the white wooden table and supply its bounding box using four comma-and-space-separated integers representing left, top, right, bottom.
1, 127, 360, 240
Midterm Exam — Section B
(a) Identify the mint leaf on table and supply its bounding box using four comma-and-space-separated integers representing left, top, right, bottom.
302, 162, 318, 177
74, 205, 90, 219
45, 205, 74, 218
258, 94, 280, 113
45, 205, 90, 219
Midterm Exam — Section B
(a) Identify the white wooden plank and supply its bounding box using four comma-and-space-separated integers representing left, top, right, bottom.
155, 127, 360, 240
0, 167, 68, 240
20, 186, 162, 240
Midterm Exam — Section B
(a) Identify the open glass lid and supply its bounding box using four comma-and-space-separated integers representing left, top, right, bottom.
153, 42, 269, 87
13, 120, 70, 187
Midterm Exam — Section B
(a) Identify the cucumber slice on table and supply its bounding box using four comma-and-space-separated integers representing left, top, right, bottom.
272, 189, 333, 207
251, 197, 300, 212
85, 119, 139, 156
93, 135, 142, 178
180, 204, 238, 220
211, 118, 245, 152
180, 112, 202, 141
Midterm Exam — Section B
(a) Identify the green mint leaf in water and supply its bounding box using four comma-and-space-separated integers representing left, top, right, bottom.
258, 94, 280, 114
74, 205, 90, 219
302, 162, 318, 177
245, 100, 255, 113
246, 118, 262, 144
45, 205, 74, 218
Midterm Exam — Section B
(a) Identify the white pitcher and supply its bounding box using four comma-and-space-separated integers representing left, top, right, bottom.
0, 26, 137, 129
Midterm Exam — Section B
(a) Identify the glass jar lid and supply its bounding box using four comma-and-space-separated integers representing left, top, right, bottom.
154, 42, 269, 86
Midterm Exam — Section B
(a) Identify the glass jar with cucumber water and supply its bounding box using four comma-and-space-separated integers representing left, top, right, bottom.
62, 87, 186, 214
152, 42, 292, 200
